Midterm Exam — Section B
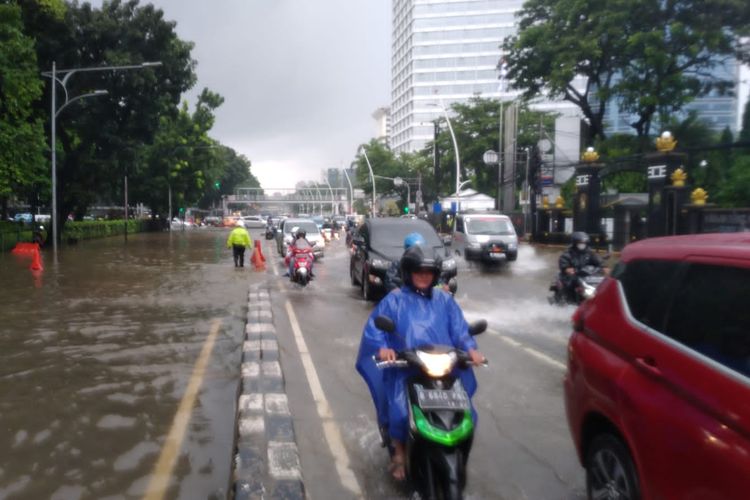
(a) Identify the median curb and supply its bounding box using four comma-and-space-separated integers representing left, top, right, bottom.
233, 284, 305, 500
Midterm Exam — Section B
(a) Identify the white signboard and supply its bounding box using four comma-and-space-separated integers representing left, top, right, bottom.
576, 174, 590, 187
648, 165, 667, 179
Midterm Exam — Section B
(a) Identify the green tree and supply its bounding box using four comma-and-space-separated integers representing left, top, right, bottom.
619, 1, 748, 137
426, 98, 554, 199
24, 0, 197, 235
503, 0, 631, 142
717, 156, 750, 207
0, 3, 47, 219
740, 98, 750, 145
504, 0, 749, 141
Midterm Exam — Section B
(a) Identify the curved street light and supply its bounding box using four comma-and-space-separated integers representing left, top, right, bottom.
324, 178, 336, 215
428, 101, 461, 212
343, 168, 354, 214
42, 61, 162, 258
359, 147, 377, 216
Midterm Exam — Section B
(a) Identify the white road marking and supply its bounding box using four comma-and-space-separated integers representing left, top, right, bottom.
284, 300, 363, 496
492, 330, 567, 371
142, 319, 222, 500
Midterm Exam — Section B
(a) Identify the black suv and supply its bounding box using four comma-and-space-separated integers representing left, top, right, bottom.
350, 218, 457, 301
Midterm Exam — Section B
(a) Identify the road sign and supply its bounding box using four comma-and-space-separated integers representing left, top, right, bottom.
482, 150, 499, 165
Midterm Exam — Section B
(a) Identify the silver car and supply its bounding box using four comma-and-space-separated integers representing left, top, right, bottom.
452, 213, 518, 262
276, 218, 325, 258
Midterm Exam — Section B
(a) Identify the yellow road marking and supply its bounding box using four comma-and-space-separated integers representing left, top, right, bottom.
142, 318, 223, 500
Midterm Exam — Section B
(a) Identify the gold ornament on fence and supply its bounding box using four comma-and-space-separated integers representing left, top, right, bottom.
555, 195, 565, 209
582, 147, 599, 163
671, 168, 687, 187
691, 188, 708, 206
656, 131, 677, 152
542, 195, 550, 209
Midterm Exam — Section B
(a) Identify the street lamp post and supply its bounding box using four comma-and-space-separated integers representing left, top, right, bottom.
343, 168, 354, 214
324, 178, 335, 215
361, 149, 377, 216
42, 61, 162, 258
428, 101, 461, 212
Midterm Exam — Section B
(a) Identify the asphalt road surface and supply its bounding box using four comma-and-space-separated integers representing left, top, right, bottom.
269, 235, 586, 500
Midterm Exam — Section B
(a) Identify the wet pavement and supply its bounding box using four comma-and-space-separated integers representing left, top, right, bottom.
1, 228, 587, 499
0, 229, 266, 499
267, 237, 586, 499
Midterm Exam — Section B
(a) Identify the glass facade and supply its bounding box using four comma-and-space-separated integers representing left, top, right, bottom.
603, 59, 740, 135
390, 0, 524, 153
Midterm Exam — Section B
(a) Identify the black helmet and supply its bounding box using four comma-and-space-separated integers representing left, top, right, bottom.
400, 245, 442, 294
571, 231, 590, 245
296, 228, 307, 239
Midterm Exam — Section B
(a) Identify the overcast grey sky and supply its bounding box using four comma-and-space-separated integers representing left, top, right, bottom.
96, 1, 392, 189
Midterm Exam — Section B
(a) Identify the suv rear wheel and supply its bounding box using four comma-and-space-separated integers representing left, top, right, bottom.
362, 270, 372, 301
586, 434, 640, 500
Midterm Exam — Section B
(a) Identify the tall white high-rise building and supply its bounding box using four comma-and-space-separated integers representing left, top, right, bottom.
372, 107, 392, 146
390, 0, 525, 153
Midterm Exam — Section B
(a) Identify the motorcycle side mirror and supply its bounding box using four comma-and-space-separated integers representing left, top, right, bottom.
374, 316, 396, 334
447, 277, 458, 295
468, 320, 487, 336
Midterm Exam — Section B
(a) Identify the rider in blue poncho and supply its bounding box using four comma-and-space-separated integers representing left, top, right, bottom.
356, 243, 485, 480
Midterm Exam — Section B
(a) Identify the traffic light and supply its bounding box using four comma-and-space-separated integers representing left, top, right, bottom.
214, 181, 221, 189
404, 206, 409, 214
178, 207, 184, 214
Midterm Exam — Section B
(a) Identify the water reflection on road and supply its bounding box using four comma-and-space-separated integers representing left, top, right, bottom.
0, 229, 260, 499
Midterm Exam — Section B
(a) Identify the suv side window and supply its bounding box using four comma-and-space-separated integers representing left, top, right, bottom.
663, 263, 750, 378
617, 259, 683, 331
455, 216, 464, 233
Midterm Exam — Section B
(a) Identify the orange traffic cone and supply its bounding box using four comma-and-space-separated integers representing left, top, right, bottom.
30, 247, 43, 271
256, 240, 266, 262
251, 243, 265, 271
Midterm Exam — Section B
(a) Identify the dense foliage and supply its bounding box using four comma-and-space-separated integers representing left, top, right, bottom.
503, 0, 750, 142
0, 0, 259, 241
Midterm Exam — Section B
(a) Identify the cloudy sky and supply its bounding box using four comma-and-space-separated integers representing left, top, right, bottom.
98, 1, 392, 189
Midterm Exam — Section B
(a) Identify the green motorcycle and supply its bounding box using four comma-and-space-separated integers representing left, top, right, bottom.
374, 316, 487, 500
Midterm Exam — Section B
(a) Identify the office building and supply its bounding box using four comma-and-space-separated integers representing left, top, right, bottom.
390, 0, 525, 153
372, 107, 392, 146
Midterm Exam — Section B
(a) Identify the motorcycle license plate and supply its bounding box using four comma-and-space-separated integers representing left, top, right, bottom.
415, 385, 470, 411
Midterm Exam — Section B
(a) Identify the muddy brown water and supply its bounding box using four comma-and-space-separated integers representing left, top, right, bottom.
0, 229, 263, 499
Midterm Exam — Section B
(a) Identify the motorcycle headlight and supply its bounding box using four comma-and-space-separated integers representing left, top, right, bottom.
582, 283, 596, 299
416, 351, 457, 378
441, 258, 456, 270
370, 258, 389, 270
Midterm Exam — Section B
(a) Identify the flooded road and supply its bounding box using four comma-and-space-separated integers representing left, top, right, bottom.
0, 229, 263, 499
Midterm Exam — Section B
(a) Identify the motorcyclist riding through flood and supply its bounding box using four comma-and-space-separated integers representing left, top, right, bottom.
356, 244, 485, 491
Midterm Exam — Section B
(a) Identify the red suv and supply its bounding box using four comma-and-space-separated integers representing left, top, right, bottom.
564, 233, 750, 500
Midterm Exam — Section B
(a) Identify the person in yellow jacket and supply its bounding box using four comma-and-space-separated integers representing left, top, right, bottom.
226, 219, 253, 267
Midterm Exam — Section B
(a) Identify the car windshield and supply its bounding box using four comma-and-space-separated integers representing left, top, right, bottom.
284, 221, 319, 234
370, 224, 442, 249
465, 218, 514, 236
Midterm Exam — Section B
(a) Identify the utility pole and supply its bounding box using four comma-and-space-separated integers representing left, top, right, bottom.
498, 99, 504, 211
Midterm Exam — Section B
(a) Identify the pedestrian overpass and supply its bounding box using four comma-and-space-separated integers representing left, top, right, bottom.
225, 188, 351, 215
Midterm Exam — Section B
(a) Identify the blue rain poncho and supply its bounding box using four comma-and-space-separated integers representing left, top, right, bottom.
355, 286, 479, 443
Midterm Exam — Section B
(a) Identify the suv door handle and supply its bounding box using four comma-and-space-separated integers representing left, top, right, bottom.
634, 356, 662, 378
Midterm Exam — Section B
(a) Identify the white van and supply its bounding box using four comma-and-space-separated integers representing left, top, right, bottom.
452, 212, 518, 262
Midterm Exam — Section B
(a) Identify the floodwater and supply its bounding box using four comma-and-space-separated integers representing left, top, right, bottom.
0, 229, 262, 499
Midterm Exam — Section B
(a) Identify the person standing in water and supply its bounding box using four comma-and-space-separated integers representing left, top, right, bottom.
226, 219, 253, 267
